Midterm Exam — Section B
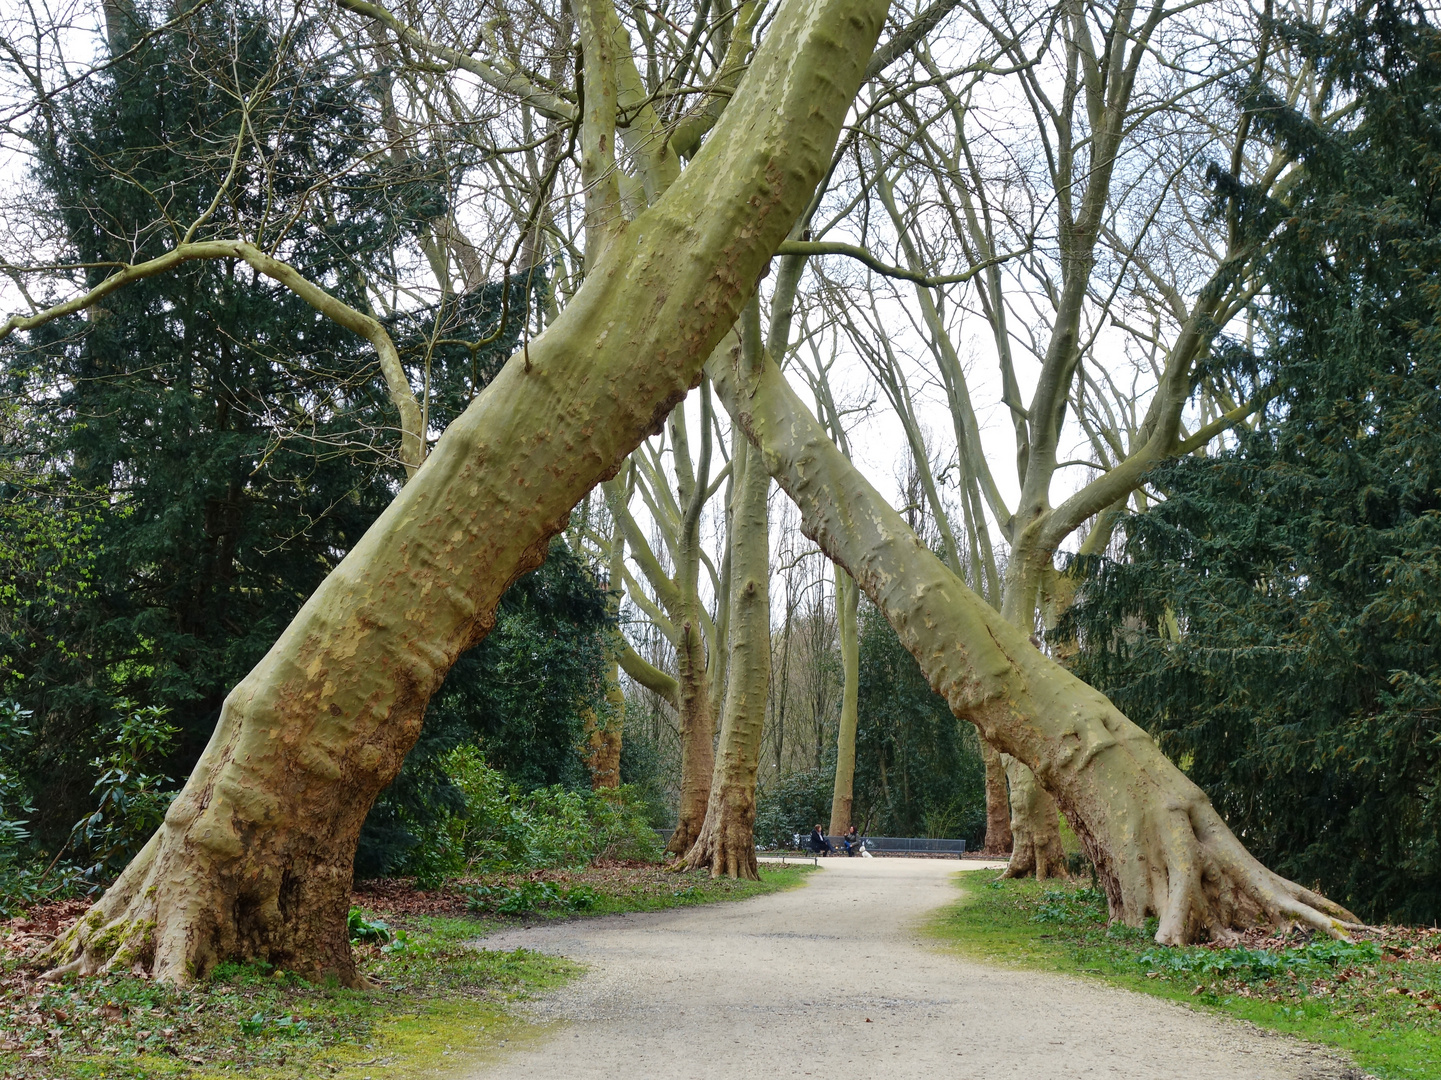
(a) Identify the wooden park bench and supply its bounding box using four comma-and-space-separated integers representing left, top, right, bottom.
761, 835, 968, 865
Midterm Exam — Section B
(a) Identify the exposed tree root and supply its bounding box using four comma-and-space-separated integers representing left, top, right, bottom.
679, 790, 762, 881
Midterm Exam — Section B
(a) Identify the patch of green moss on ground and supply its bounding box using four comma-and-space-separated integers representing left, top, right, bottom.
1, 863, 811, 1079
929, 870, 1441, 1080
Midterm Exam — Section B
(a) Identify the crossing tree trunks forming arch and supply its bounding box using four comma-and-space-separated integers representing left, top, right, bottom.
43, 0, 890, 986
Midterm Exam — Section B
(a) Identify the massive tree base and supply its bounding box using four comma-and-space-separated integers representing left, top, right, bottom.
680, 788, 762, 881
711, 346, 1367, 945
47, 816, 364, 987
1001, 755, 1065, 878
1054, 734, 1366, 943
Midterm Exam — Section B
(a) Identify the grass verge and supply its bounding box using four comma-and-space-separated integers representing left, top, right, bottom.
1, 862, 811, 1079
928, 871, 1440, 1080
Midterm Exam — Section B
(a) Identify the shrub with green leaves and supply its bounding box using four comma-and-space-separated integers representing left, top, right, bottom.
400, 746, 662, 883
754, 767, 834, 849
0, 700, 40, 913
463, 880, 602, 915
1030, 887, 1108, 926
1136, 940, 1383, 983
71, 702, 178, 883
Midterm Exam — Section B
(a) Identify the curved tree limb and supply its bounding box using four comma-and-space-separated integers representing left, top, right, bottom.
0, 239, 424, 475
618, 643, 679, 708
333, 0, 577, 121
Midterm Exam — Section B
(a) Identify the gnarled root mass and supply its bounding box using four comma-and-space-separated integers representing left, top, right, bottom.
680, 786, 761, 881
1049, 726, 1365, 944
47, 800, 364, 986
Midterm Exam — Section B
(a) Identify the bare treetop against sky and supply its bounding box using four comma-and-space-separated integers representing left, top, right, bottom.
0, 0, 1303, 539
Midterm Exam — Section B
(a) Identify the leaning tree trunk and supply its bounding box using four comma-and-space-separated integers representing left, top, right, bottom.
828, 565, 860, 837
979, 739, 1012, 855
681, 376, 770, 879
710, 349, 1365, 944
45, 0, 889, 985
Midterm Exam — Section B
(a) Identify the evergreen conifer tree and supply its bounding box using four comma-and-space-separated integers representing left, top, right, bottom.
1064, 1, 1441, 922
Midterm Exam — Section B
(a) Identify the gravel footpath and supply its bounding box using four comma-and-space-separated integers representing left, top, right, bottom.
467, 858, 1357, 1079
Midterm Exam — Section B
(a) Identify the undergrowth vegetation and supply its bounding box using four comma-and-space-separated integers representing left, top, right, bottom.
397, 747, 662, 887
0, 863, 810, 1078
0, 915, 575, 1079
932, 873, 1441, 1080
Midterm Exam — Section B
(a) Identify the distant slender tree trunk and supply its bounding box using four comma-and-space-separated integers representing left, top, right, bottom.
607, 393, 721, 857
668, 619, 716, 854
996, 573, 1066, 876
980, 740, 1012, 855
711, 348, 1364, 944
586, 504, 628, 790
583, 660, 625, 789
45, 0, 889, 985
828, 566, 859, 836
683, 332, 770, 878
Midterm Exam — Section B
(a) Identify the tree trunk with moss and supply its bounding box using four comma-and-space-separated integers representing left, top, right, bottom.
44, 0, 889, 985
828, 565, 860, 837
681, 336, 770, 878
583, 666, 625, 789
710, 348, 1365, 944
585, 507, 629, 790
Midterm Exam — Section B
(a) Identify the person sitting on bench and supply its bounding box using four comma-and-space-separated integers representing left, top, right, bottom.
841, 825, 860, 856
808, 824, 833, 855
